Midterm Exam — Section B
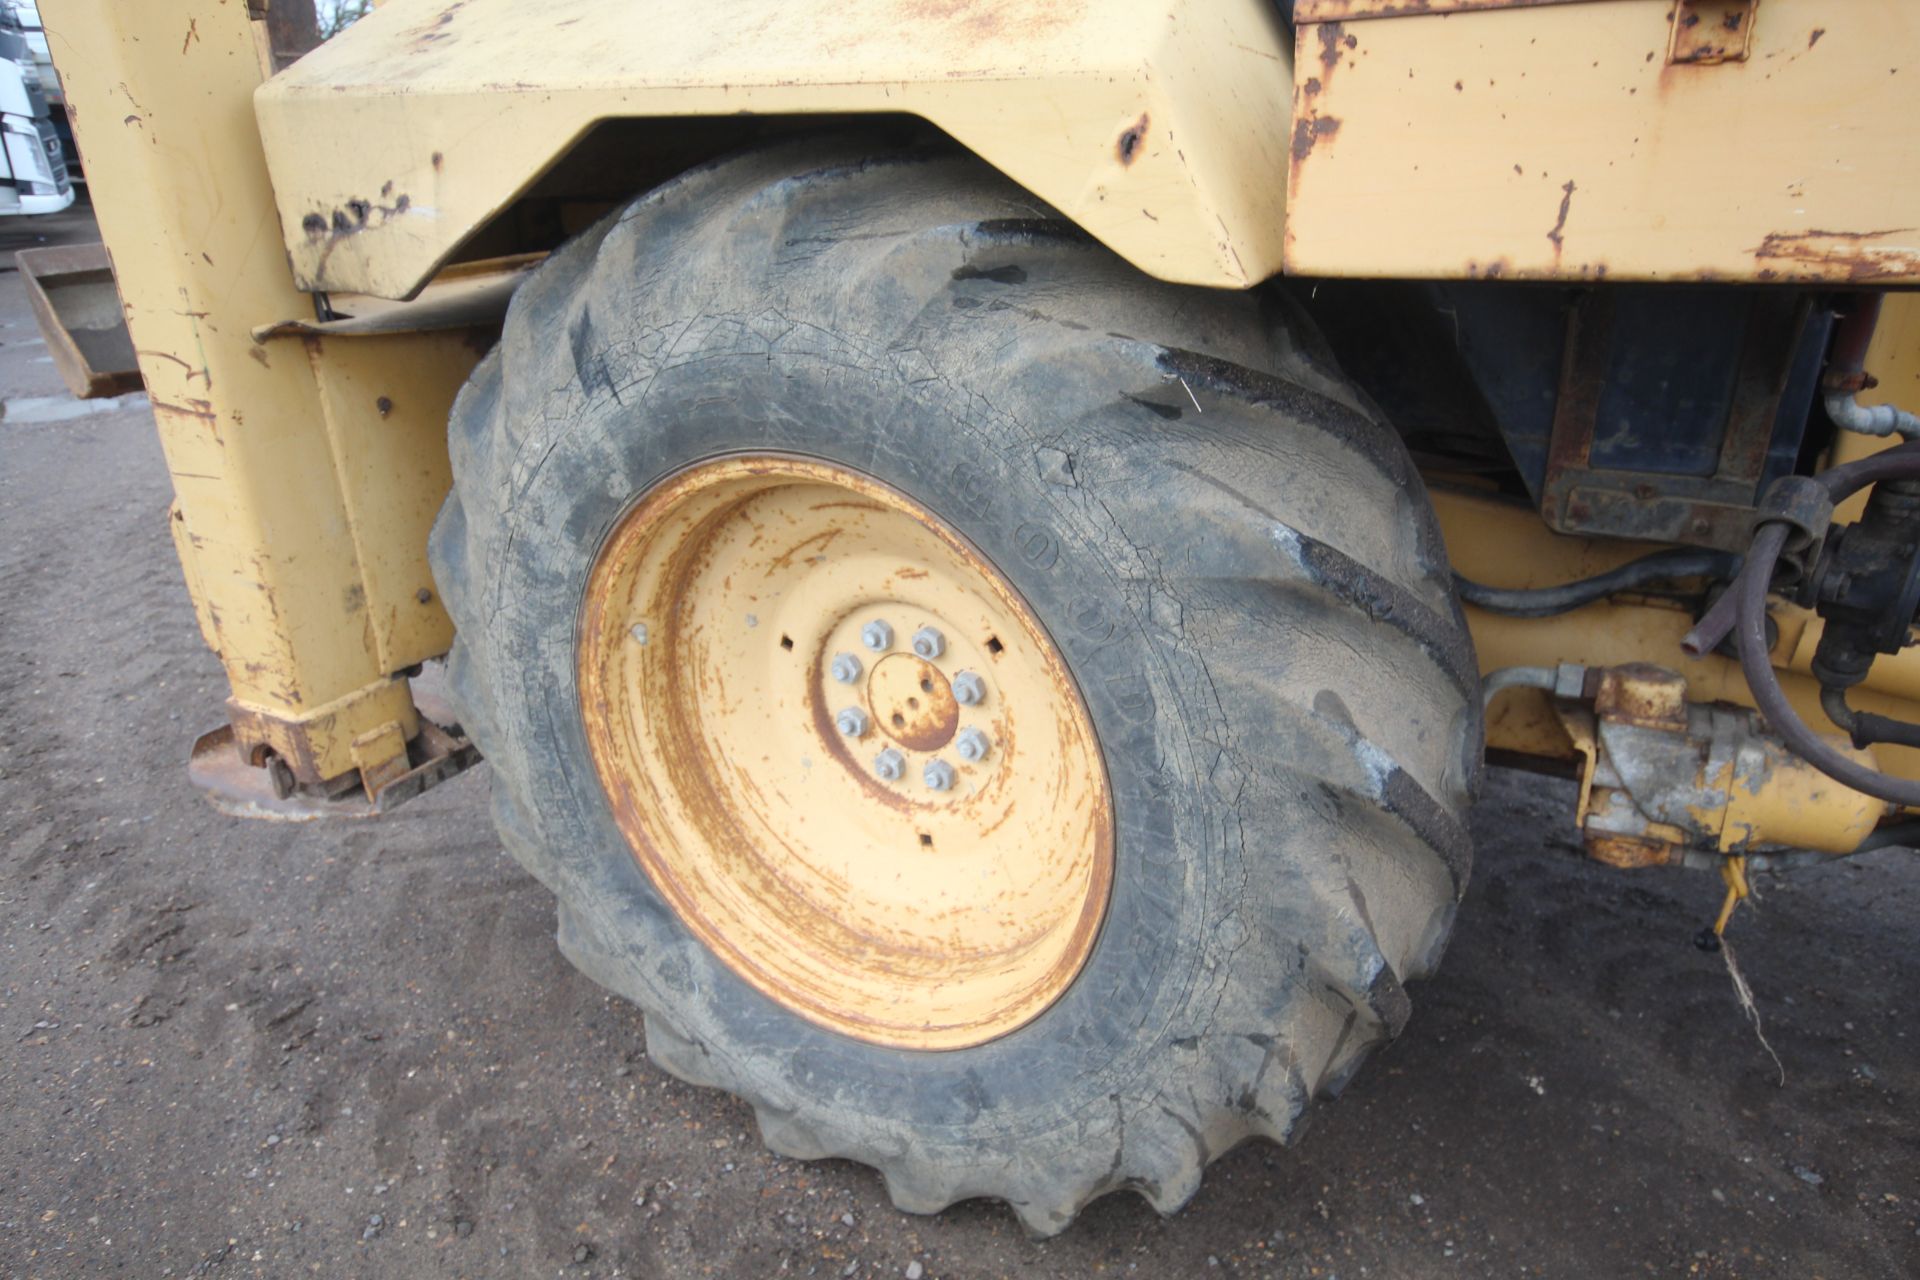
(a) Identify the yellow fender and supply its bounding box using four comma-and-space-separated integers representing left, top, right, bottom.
256, 0, 1296, 299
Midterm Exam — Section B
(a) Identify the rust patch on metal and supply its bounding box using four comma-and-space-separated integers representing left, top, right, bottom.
1290, 25, 1354, 202
870, 653, 960, 751
1116, 113, 1149, 165
1593, 664, 1690, 732
1462, 258, 1517, 279
1538, 290, 1817, 547
1751, 227, 1920, 282
1668, 0, 1758, 66
1316, 22, 1358, 77
1585, 832, 1680, 870
1290, 113, 1343, 163
190, 715, 479, 821
1295, 0, 1584, 18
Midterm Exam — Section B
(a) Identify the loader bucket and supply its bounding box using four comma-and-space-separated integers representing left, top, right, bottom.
16, 242, 140, 399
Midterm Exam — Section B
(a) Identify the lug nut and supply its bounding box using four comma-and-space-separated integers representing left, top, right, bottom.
873, 748, 906, 781
911, 626, 946, 659
835, 707, 870, 738
955, 727, 990, 763
861, 619, 894, 652
952, 670, 986, 706
829, 652, 862, 684
923, 759, 956, 792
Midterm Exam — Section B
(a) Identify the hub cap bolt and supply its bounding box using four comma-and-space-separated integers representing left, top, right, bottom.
835, 707, 871, 738
829, 652, 863, 684
923, 759, 956, 791
911, 626, 946, 659
952, 670, 986, 706
861, 619, 894, 652
955, 727, 990, 763
873, 748, 906, 782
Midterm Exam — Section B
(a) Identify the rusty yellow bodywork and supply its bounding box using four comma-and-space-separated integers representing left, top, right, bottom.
254, 0, 1297, 298
1285, 0, 1920, 282
252, 0, 1920, 297
44, 0, 481, 787
38, 0, 1920, 844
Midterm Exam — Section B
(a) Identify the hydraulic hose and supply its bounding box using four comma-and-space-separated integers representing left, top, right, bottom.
1479, 665, 1558, 709
1823, 295, 1920, 440
1455, 548, 1740, 619
1727, 523, 1920, 806
1858, 819, 1920, 855
1826, 391, 1920, 440
1821, 686, 1920, 752
1679, 440, 1920, 809
1684, 441, 1920, 660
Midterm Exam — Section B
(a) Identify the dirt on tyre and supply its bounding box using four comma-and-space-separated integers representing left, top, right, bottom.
428, 136, 1482, 1234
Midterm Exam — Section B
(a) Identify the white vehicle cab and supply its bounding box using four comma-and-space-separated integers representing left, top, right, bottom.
0, 3, 70, 214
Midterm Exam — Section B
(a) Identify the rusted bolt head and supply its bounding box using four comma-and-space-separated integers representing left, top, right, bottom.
911, 627, 946, 660
955, 727, 990, 763
923, 758, 956, 791
873, 748, 906, 782
416, 587, 434, 604
835, 707, 870, 738
830, 652, 863, 684
952, 670, 986, 706
861, 619, 894, 652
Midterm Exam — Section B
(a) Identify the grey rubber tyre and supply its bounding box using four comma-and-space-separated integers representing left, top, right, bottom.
428, 136, 1482, 1235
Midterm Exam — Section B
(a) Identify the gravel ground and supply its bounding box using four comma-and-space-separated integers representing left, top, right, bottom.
1, 206, 1916, 1280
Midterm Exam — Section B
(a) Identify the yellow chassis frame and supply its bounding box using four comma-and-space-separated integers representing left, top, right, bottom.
39, 0, 1920, 808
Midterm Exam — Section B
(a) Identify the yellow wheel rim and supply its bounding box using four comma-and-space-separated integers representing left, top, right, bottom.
578, 456, 1113, 1050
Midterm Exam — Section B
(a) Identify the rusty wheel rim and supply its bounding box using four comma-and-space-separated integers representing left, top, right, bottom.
578, 456, 1113, 1050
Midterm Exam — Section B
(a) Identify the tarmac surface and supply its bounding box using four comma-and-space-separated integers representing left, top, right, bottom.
1, 203, 1916, 1279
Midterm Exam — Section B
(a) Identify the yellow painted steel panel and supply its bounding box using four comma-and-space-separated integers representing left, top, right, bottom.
302, 332, 473, 675
1288, 0, 1920, 282
44, 2, 380, 707
253, 0, 1295, 299
1295, 1, 1601, 17
40, 0, 444, 783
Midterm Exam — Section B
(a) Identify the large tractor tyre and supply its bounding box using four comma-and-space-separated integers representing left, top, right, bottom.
428, 136, 1481, 1234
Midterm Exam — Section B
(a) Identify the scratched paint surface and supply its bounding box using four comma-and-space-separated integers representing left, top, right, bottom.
256, 0, 1295, 297
1287, 0, 1920, 282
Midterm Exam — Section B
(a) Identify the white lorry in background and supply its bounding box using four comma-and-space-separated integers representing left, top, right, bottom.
0, 1, 71, 214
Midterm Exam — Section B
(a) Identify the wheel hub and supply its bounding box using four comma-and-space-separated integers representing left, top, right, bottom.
576, 455, 1113, 1049
863, 651, 960, 751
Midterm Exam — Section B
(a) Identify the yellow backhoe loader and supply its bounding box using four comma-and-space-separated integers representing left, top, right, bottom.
27, 0, 1920, 1234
